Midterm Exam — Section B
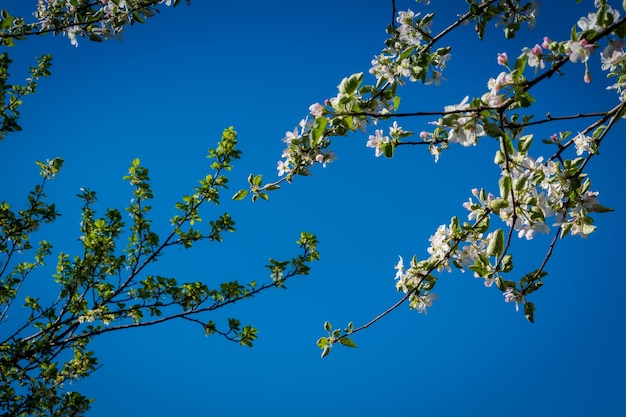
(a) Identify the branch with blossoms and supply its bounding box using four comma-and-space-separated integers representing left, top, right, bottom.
0, 0, 187, 47
234, 0, 624, 356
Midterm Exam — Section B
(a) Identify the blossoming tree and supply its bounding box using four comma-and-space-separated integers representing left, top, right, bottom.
1, 1, 321, 416
1, 0, 624, 415
234, 0, 624, 357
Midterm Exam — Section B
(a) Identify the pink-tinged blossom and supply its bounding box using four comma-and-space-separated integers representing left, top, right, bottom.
522, 44, 545, 69
483, 276, 495, 288
315, 151, 336, 168
503, 288, 521, 311
366, 129, 390, 157
489, 72, 513, 93
542, 36, 552, 49
567, 39, 594, 63
497, 52, 508, 66
601, 42, 626, 71
309, 103, 325, 117
484, 71, 513, 107
370, 55, 395, 83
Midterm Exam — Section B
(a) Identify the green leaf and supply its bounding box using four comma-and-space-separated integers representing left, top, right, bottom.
501, 254, 514, 272
560, 222, 573, 238
513, 177, 526, 192
338, 72, 364, 95
381, 141, 394, 158
316, 337, 328, 349
525, 281, 543, 295
339, 337, 358, 348
484, 123, 506, 138
495, 276, 506, 291
513, 54, 527, 75
494, 150, 505, 165
486, 229, 504, 257
311, 117, 328, 145
232, 189, 248, 200
342, 115, 354, 131
582, 223, 597, 235
517, 134, 533, 153
393, 96, 401, 111
593, 204, 614, 213
524, 302, 536, 323
324, 321, 332, 332
499, 175, 511, 200
489, 198, 509, 210
571, 24, 578, 42
321, 346, 331, 358
499, 136, 514, 154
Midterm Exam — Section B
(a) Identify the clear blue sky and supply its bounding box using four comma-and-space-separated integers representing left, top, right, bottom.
1, 1, 625, 416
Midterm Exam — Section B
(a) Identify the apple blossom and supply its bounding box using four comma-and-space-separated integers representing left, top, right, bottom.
503, 288, 522, 311
497, 52, 508, 66
414, 292, 437, 315
366, 129, 390, 157
567, 39, 595, 63
601, 42, 626, 71
522, 44, 545, 69
573, 132, 595, 156
277, 160, 290, 176
309, 103, 325, 117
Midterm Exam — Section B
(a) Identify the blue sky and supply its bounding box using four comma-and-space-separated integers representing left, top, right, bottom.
1, 1, 625, 416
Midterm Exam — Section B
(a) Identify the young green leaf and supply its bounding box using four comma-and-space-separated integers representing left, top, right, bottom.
321, 346, 331, 359
232, 189, 248, 200
524, 302, 536, 323
486, 229, 504, 257
339, 337, 358, 348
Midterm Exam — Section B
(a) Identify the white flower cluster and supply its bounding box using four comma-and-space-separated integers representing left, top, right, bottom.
481, 137, 604, 240
365, 121, 409, 157
34, 0, 174, 46
426, 96, 486, 149
394, 256, 437, 315
369, 9, 449, 86
277, 112, 336, 177
77, 307, 114, 325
